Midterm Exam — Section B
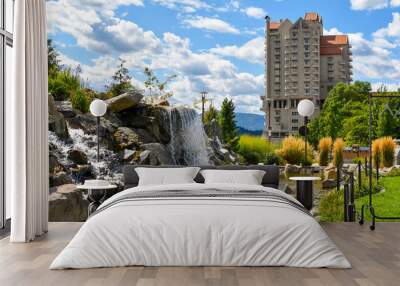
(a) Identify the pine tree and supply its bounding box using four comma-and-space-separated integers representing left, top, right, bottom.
204, 104, 219, 126
107, 58, 134, 97
218, 98, 239, 151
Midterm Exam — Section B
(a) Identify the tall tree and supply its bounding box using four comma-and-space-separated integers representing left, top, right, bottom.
107, 58, 134, 97
143, 67, 176, 102
308, 81, 373, 146
204, 103, 219, 126
48, 39, 61, 78
218, 98, 239, 151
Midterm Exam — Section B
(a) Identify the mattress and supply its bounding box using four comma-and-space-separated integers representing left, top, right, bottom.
50, 183, 351, 269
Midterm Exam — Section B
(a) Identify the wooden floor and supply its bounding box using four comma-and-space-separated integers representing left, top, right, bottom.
0, 223, 399, 286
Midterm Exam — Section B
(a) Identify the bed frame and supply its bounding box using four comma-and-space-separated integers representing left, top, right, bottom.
122, 165, 280, 190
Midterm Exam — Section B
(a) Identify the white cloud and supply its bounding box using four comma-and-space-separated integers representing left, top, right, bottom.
391, 0, 400, 6
242, 7, 266, 19
152, 0, 210, 12
350, 0, 388, 10
183, 16, 240, 34
210, 37, 264, 64
371, 82, 400, 91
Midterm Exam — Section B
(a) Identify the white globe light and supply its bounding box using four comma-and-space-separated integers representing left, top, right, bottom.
90, 99, 107, 117
297, 99, 315, 117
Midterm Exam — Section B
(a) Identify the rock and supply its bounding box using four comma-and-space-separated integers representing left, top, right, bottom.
120, 149, 136, 162
205, 119, 222, 139
49, 153, 65, 174
55, 101, 76, 118
141, 143, 174, 165
49, 184, 88, 222
284, 164, 302, 175
133, 128, 157, 144
106, 90, 143, 112
118, 105, 171, 144
155, 99, 170, 106
324, 165, 337, 180
71, 164, 93, 181
113, 127, 140, 150
48, 95, 69, 140
68, 150, 88, 165
322, 179, 337, 189
50, 172, 73, 187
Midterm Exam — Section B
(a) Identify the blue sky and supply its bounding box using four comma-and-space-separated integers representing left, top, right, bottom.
47, 0, 400, 113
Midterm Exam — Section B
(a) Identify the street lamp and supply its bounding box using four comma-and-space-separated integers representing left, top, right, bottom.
90, 99, 107, 162
297, 99, 315, 165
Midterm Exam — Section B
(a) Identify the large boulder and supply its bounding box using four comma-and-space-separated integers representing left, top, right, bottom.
67, 149, 88, 165
48, 95, 69, 140
49, 184, 88, 222
55, 101, 76, 118
284, 164, 302, 175
113, 127, 140, 150
140, 143, 174, 165
50, 171, 73, 187
117, 105, 171, 144
324, 165, 338, 180
106, 90, 143, 112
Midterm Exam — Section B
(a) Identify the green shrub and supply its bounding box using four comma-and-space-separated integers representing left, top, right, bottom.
277, 136, 313, 166
70, 90, 90, 113
48, 68, 82, 101
238, 135, 277, 164
264, 152, 281, 165
319, 190, 344, 222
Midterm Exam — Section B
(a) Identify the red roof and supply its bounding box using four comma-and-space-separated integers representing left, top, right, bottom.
304, 12, 321, 22
321, 35, 349, 46
320, 35, 349, 56
269, 22, 281, 30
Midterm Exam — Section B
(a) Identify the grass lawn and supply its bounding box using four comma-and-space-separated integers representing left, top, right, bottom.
355, 176, 400, 221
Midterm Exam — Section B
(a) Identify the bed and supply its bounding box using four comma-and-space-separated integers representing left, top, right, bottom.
50, 165, 351, 269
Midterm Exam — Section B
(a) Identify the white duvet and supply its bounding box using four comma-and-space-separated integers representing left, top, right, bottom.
50, 183, 351, 269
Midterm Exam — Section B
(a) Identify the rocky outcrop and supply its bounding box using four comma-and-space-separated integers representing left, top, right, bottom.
49, 184, 88, 222
140, 143, 174, 165
106, 90, 143, 112
55, 101, 76, 118
48, 95, 69, 140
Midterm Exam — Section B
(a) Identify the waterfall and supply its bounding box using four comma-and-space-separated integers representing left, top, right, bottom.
49, 126, 121, 182
163, 106, 210, 165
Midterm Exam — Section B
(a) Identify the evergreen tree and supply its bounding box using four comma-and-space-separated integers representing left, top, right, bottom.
204, 103, 219, 126
107, 58, 134, 97
218, 98, 239, 151
48, 39, 61, 78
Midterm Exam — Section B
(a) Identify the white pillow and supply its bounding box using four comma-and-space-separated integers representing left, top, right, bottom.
135, 167, 201, 186
200, 169, 265, 185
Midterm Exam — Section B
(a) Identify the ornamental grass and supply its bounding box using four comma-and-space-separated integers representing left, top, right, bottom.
277, 136, 313, 166
380, 137, 396, 168
318, 137, 332, 166
332, 138, 344, 168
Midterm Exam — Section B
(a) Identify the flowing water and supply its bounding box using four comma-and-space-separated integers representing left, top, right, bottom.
162, 106, 210, 165
49, 127, 122, 182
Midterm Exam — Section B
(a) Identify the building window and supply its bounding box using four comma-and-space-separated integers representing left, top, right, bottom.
292, 118, 299, 123
1, 0, 15, 229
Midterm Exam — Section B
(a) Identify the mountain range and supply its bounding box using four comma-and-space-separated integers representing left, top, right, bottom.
235, 113, 265, 134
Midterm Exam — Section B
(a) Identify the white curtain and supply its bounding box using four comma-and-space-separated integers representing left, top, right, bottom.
9, 0, 49, 242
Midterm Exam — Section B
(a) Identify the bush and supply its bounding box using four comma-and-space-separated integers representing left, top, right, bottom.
332, 138, 344, 168
318, 137, 332, 166
48, 68, 82, 101
319, 190, 344, 222
277, 136, 313, 166
380, 137, 395, 167
264, 152, 281, 165
70, 90, 90, 113
238, 135, 276, 164
372, 138, 382, 168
